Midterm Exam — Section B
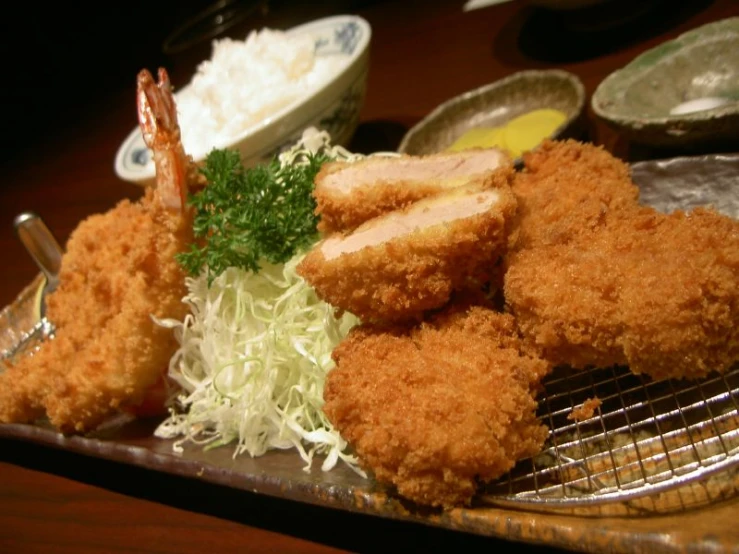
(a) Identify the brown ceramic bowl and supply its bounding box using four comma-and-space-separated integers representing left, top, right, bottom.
397, 69, 586, 157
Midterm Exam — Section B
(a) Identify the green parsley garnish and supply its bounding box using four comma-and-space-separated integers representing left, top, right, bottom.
177, 148, 330, 279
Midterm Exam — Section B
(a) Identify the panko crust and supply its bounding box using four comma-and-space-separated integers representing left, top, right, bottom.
509, 139, 640, 252
505, 139, 739, 380
506, 204, 739, 380
298, 186, 517, 323
0, 188, 192, 432
314, 154, 513, 235
323, 305, 551, 508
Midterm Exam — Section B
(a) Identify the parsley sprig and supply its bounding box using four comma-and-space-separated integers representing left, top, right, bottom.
177, 148, 329, 279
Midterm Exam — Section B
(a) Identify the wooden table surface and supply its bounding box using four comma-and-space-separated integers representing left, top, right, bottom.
1, 1, 738, 552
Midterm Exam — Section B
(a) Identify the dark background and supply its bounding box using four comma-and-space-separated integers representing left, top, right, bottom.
0, 0, 381, 169
0, 0, 726, 169
2, 1, 173, 164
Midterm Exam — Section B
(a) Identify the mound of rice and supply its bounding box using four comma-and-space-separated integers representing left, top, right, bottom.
175, 28, 346, 161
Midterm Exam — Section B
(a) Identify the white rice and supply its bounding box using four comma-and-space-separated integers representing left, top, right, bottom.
175, 28, 346, 162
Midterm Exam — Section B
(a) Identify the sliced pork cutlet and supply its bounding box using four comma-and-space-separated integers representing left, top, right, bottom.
297, 182, 517, 323
314, 148, 512, 235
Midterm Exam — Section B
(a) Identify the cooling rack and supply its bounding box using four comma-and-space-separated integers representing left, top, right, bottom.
482, 363, 739, 509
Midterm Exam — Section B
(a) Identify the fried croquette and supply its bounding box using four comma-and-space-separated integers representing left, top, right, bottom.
323, 304, 551, 508
298, 183, 517, 323
504, 140, 739, 380
314, 148, 511, 235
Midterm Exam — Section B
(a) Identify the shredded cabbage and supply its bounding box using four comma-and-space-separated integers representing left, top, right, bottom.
155, 256, 361, 473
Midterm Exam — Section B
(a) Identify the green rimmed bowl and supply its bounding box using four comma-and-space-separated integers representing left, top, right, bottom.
592, 17, 739, 147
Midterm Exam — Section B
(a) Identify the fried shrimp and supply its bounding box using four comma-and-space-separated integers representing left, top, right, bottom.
0, 68, 194, 432
323, 303, 551, 508
314, 148, 511, 235
298, 182, 517, 323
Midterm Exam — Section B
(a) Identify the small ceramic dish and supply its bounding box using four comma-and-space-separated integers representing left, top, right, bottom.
397, 69, 585, 156
591, 17, 739, 148
115, 15, 371, 186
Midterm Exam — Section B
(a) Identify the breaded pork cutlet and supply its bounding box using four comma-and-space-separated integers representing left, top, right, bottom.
323, 303, 551, 508
297, 182, 517, 323
314, 148, 511, 235
509, 139, 640, 252
505, 206, 739, 380
504, 140, 739, 380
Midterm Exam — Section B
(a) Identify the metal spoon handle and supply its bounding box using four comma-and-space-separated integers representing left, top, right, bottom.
14, 212, 63, 293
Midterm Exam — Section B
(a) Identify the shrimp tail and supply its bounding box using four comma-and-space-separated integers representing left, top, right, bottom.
137, 68, 189, 211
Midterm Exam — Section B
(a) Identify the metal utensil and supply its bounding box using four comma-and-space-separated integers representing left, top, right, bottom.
0, 213, 61, 362
13, 212, 63, 317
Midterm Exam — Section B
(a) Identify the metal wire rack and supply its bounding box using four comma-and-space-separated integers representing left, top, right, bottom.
483, 363, 739, 509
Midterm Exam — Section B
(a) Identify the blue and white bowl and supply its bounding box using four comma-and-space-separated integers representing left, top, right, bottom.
115, 15, 371, 186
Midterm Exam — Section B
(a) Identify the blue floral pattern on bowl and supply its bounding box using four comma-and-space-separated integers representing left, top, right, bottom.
132, 147, 151, 167
315, 21, 362, 55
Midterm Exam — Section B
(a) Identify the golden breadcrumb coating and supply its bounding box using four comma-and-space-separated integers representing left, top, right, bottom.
506, 207, 739, 380
509, 139, 640, 252
569, 398, 602, 422
504, 140, 739, 380
0, 188, 192, 432
314, 150, 512, 235
298, 184, 517, 323
323, 304, 551, 508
